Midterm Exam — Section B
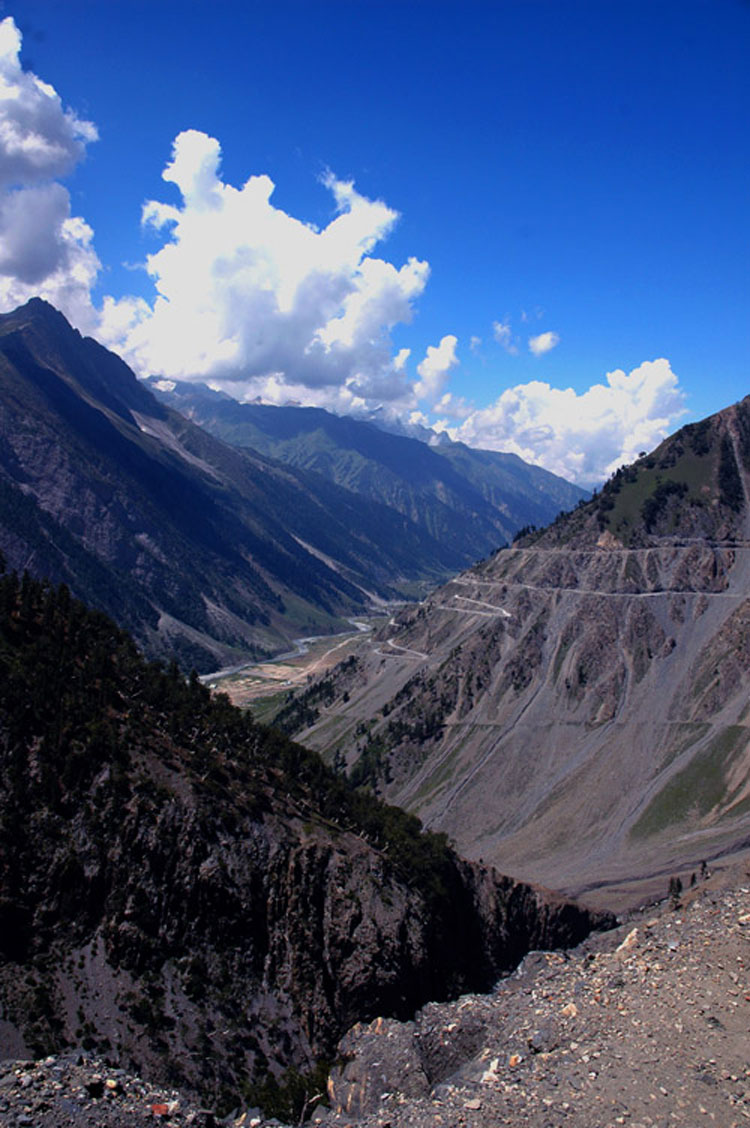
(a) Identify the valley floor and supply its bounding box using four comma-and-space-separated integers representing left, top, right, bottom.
206, 616, 384, 713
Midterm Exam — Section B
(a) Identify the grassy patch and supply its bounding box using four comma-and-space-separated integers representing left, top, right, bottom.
276, 592, 352, 636
690, 646, 738, 705
630, 724, 748, 839
658, 722, 711, 771
412, 742, 463, 803
552, 635, 573, 684
605, 449, 715, 542
720, 793, 750, 822
247, 690, 293, 725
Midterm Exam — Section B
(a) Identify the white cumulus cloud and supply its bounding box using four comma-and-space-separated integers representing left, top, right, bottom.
0, 17, 97, 188
434, 390, 473, 420
0, 17, 692, 479
0, 20, 431, 414
106, 129, 429, 411
528, 330, 560, 356
0, 17, 100, 326
440, 358, 687, 487
414, 334, 459, 403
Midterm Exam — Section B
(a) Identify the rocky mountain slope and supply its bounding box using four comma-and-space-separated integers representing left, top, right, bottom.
148, 380, 586, 568
3, 865, 748, 1128
0, 564, 610, 1114
280, 397, 750, 909
322, 865, 750, 1128
0, 299, 496, 672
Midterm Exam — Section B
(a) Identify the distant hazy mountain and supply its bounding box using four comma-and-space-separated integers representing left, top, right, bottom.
147, 378, 587, 563
0, 299, 497, 670
280, 396, 750, 910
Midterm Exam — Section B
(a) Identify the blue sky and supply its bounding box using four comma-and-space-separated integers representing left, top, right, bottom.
0, 0, 747, 485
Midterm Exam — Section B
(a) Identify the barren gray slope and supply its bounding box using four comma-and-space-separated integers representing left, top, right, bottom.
286, 398, 750, 910
322, 866, 750, 1128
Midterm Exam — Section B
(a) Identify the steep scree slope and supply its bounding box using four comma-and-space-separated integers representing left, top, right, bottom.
322, 868, 750, 1128
282, 398, 750, 909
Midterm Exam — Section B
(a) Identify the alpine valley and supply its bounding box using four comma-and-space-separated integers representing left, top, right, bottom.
0, 299, 583, 673
146, 377, 584, 570
0, 298, 608, 1116
278, 398, 750, 911
1, 295, 748, 1124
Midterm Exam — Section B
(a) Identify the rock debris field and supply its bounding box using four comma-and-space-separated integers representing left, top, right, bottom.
2, 873, 749, 1128
325, 874, 750, 1128
0, 1059, 219, 1128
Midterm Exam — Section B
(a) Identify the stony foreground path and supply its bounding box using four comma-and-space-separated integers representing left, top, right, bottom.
324, 879, 750, 1128
0, 1058, 221, 1128
1, 876, 749, 1128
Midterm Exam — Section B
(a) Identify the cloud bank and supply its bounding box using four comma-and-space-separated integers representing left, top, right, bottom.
437, 358, 687, 487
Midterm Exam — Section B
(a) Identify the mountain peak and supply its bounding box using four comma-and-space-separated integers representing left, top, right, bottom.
0, 295, 79, 336
513, 395, 750, 552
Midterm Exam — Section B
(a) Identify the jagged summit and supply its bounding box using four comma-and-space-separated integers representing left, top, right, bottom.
0, 297, 166, 422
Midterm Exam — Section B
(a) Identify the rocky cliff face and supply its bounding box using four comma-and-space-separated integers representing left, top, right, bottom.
0, 569, 610, 1110
282, 398, 750, 909
322, 869, 750, 1128
3, 868, 746, 1128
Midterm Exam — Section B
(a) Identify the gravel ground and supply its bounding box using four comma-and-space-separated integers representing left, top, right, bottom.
0, 1056, 226, 1128
323, 872, 750, 1128
2, 870, 749, 1128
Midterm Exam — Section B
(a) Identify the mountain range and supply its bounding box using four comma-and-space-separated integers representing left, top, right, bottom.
0, 299, 583, 672
279, 396, 750, 910
147, 378, 586, 570
1, 293, 745, 1117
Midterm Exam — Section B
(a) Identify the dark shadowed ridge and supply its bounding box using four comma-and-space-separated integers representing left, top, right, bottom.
0, 299, 549, 671
0, 564, 612, 1112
